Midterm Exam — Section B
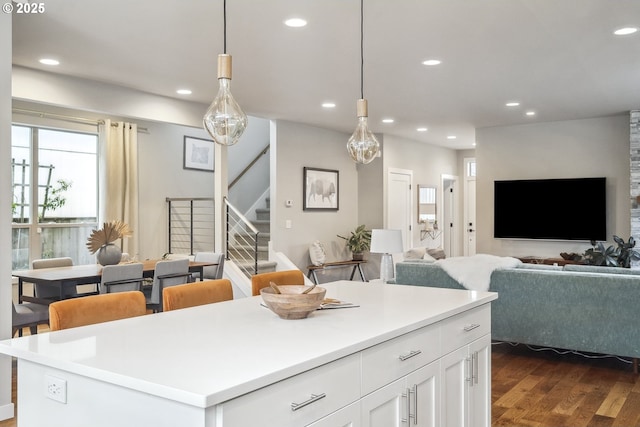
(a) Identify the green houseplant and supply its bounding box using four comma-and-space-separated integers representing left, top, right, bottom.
583, 235, 640, 268
337, 224, 371, 261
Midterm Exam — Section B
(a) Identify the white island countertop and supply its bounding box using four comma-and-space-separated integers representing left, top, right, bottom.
0, 281, 496, 409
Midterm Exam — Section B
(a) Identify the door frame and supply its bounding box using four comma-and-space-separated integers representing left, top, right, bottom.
441, 174, 458, 258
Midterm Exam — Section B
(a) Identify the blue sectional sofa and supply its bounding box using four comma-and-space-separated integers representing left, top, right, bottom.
394, 260, 640, 368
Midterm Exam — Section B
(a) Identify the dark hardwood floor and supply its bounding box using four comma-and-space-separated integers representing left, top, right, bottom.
1, 331, 639, 426
492, 342, 640, 427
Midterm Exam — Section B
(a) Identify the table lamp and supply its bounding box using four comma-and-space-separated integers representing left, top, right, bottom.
370, 229, 404, 283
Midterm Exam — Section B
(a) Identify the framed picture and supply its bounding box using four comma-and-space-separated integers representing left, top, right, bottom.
303, 167, 339, 211
183, 136, 214, 172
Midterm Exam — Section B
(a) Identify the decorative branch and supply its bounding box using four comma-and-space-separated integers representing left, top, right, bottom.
86, 220, 132, 254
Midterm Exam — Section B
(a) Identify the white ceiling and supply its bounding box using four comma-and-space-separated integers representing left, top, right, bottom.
11, 0, 640, 149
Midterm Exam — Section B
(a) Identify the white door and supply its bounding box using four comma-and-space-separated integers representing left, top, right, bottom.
441, 176, 457, 258
388, 170, 412, 250
464, 158, 477, 256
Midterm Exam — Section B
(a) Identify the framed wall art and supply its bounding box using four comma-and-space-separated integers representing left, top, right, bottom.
183, 136, 214, 172
303, 167, 339, 211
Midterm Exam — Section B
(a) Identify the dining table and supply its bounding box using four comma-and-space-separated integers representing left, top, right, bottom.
13, 259, 217, 304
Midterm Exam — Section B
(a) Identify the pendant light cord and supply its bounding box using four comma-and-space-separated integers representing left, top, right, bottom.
360, 0, 364, 100
223, 0, 227, 54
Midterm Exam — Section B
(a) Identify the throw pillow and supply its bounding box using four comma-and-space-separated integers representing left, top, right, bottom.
404, 247, 426, 260
309, 240, 326, 266
423, 252, 437, 262
427, 248, 446, 260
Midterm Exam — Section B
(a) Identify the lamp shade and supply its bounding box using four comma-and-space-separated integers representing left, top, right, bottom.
370, 229, 404, 254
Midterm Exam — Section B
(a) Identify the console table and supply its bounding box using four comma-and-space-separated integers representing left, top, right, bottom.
306, 260, 367, 284
0, 281, 496, 427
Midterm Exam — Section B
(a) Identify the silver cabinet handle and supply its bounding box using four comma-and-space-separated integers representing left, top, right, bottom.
473, 351, 479, 385
466, 356, 473, 385
399, 350, 422, 361
463, 323, 480, 332
411, 384, 418, 424
290, 393, 326, 411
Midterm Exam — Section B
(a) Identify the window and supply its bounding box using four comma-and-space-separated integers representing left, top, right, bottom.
11, 125, 99, 269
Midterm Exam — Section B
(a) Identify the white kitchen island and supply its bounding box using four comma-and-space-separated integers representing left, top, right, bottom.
0, 281, 497, 427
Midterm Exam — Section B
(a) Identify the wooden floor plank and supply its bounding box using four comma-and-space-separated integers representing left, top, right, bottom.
596, 382, 634, 418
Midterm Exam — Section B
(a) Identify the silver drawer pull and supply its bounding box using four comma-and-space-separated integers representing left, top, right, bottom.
291, 393, 326, 411
463, 323, 480, 332
399, 349, 422, 361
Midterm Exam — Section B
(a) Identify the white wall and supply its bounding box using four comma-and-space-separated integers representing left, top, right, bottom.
476, 115, 631, 258
270, 120, 361, 281
382, 134, 460, 251
1, 9, 13, 422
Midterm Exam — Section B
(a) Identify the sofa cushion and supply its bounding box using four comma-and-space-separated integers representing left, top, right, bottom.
563, 264, 640, 275
404, 247, 426, 259
516, 263, 564, 271
427, 248, 446, 260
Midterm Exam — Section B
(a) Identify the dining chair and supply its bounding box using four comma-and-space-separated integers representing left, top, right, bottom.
162, 279, 233, 311
100, 263, 144, 294
145, 258, 191, 312
49, 291, 147, 331
193, 252, 225, 281
251, 269, 305, 296
12, 301, 49, 337
32, 257, 78, 300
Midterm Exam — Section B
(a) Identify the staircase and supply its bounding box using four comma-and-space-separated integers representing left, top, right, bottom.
227, 197, 276, 276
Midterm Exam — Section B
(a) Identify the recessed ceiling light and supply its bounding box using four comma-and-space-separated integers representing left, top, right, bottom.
505, 102, 520, 107
382, 118, 394, 124
322, 102, 336, 108
614, 27, 638, 36
416, 127, 428, 132
422, 59, 441, 66
39, 58, 59, 66
285, 18, 307, 27
176, 89, 192, 95
525, 111, 536, 116
447, 135, 457, 140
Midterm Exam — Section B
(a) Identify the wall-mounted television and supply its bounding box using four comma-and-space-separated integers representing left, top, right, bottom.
493, 177, 606, 241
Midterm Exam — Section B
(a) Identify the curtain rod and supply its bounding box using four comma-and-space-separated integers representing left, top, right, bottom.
12, 108, 149, 133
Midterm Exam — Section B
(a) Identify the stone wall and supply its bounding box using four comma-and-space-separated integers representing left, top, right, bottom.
630, 110, 640, 266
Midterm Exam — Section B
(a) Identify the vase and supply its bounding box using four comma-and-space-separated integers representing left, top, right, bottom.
352, 252, 364, 261
96, 243, 122, 266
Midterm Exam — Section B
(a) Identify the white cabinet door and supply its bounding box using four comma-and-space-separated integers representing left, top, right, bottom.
306, 401, 361, 427
440, 335, 491, 427
441, 346, 469, 427
468, 335, 491, 427
361, 377, 407, 427
406, 360, 440, 427
362, 360, 440, 427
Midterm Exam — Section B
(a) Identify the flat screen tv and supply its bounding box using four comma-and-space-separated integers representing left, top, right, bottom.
494, 177, 606, 241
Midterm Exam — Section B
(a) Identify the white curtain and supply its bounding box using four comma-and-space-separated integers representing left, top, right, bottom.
99, 120, 139, 259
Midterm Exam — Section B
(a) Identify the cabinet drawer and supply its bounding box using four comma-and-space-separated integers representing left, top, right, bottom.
441, 303, 491, 355
222, 353, 360, 426
361, 322, 440, 395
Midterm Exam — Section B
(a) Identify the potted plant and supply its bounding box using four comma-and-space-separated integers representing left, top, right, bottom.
583, 235, 640, 268
86, 220, 132, 266
337, 225, 371, 261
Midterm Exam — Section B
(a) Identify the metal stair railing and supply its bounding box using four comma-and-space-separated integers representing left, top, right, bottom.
166, 197, 215, 255
224, 197, 260, 277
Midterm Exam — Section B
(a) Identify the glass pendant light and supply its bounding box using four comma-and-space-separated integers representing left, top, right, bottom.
203, 0, 248, 146
347, 0, 379, 164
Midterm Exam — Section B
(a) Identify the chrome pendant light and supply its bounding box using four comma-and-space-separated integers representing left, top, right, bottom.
203, 0, 248, 146
347, 0, 379, 164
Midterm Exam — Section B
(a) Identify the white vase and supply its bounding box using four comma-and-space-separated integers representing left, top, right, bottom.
96, 243, 122, 266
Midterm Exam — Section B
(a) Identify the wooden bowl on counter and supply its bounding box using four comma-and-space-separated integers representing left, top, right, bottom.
260, 285, 327, 319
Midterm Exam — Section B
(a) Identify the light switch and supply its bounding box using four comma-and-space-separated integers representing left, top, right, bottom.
285, 220, 292, 229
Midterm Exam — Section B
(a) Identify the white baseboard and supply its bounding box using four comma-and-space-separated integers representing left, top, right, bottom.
0, 402, 15, 421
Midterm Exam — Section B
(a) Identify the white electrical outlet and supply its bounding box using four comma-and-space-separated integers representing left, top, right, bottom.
45, 375, 67, 404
